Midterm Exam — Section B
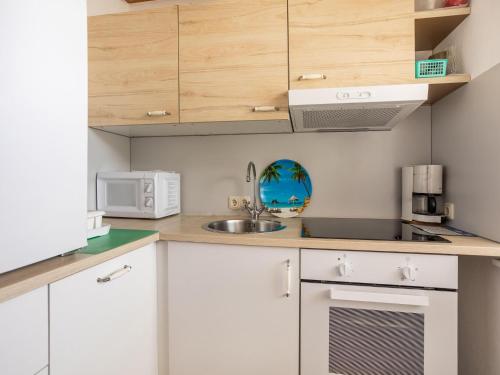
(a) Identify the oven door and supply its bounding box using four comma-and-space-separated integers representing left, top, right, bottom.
301, 282, 457, 375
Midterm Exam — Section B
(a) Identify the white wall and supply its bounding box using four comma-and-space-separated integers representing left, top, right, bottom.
432, 63, 500, 241
435, 0, 500, 78
432, 1, 500, 240
131, 108, 431, 218
88, 129, 131, 210
432, 3, 500, 375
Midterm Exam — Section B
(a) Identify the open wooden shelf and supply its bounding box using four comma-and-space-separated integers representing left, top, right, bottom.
414, 74, 471, 104
415, 6, 471, 51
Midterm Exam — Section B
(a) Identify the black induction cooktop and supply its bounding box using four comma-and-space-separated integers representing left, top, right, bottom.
301, 218, 451, 243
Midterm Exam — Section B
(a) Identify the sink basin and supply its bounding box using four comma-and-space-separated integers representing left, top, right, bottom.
203, 219, 286, 234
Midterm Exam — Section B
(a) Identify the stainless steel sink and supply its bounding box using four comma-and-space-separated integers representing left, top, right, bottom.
202, 219, 286, 234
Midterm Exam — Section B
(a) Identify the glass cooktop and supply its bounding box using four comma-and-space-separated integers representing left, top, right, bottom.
301, 218, 450, 243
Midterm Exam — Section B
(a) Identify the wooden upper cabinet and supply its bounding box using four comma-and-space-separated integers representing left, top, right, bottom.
88, 7, 179, 126
179, 0, 289, 123
289, 0, 415, 89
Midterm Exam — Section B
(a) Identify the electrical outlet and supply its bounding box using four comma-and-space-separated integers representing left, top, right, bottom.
228, 196, 252, 210
444, 203, 455, 220
241, 196, 251, 207
228, 196, 241, 210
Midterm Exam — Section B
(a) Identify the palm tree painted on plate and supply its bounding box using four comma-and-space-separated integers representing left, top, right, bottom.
260, 162, 282, 184
289, 162, 311, 198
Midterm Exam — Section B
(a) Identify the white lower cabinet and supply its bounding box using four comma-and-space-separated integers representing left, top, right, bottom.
49, 244, 158, 375
0, 286, 49, 375
35, 367, 48, 375
167, 242, 299, 375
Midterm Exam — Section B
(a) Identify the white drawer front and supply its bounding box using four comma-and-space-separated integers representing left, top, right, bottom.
50, 243, 157, 375
0, 286, 49, 375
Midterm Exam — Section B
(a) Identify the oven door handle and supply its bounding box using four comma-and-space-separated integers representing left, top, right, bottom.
330, 288, 429, 307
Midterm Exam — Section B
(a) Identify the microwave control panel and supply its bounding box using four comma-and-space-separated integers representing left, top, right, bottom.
143, 179, 155, 210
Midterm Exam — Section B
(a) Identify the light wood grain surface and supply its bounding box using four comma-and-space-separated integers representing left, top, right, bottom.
105, 215, 500, 257
0, 233, 159, 304
415, 6, 471, 51
289, 0, 415, 89
88, 7, 179, 126
179, 0, 289, 123
417, 74, 471, 104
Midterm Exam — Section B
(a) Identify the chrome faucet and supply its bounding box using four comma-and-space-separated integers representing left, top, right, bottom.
245, 161, 265, 220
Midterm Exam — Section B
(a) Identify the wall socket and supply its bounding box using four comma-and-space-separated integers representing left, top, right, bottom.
228, 196, 251, 210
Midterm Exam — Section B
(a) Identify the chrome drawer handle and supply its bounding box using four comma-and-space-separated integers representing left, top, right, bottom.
298, 73, 327, 81
284, 259, 291, 298
253, 106, 279, 113
97, 265, 132, 283
147, 110, 171, 117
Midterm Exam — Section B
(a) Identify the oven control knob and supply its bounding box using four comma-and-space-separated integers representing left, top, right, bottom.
401, 265, 417, 281
338, 261, 353, 277
144, 183, 153, 193
144, 197, 154, 208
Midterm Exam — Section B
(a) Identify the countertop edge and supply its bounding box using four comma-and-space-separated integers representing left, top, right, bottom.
0, 232, 159, 304
158, 232, 500, 257
103, 215, 500, 257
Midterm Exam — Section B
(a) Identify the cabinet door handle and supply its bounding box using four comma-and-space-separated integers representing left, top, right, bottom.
97, 265, 132, 283
252, 106, 279, 113
298, 73, 327, 81
147, 110, 171, 117
284, 260, 292, 298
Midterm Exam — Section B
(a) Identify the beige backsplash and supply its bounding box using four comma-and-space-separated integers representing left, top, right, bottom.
130, 107, 431, 218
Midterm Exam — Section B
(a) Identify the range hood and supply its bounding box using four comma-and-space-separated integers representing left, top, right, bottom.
289, 84, 428, 132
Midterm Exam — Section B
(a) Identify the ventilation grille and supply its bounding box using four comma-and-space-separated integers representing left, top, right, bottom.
329, 307, 424, 375
303, 107, 403, 129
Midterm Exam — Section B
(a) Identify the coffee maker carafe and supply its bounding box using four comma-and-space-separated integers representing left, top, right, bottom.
402, 165, 445, 223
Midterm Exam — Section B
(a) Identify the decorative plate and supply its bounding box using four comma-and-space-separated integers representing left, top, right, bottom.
259, 159, 312, 218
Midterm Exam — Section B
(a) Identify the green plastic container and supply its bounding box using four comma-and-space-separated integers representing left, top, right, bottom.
415, 59, 448, 78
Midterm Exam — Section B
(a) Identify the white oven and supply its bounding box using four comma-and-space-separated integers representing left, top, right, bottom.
301, 249, 458, 375
97, 171, 180, 219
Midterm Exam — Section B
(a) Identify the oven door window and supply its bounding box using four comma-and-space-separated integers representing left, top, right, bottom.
329, 307, 424, 375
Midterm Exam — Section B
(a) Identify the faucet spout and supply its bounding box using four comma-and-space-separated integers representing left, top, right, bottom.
245, 161, 264, 220
246, 161, 256, 183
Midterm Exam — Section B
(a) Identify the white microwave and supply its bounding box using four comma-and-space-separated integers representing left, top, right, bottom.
97, 171, 181, 219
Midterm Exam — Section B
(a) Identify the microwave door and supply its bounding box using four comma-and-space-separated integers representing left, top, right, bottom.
103, 179, 143, 215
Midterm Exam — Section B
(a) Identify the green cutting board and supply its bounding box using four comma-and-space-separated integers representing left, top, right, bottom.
78, 228, 158, 255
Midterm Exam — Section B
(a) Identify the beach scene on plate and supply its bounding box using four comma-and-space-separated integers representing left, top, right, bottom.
259, 159, 312, 218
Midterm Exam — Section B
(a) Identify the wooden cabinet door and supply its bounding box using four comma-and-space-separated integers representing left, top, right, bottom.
50, 244, 157, 375
88, 7, 178, 126
289, 0, 414, 89
167, 242, 299, 375
179, 0, 289, 123
0, 287, 48, 375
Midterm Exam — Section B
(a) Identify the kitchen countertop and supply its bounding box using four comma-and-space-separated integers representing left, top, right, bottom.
0, 229, 159, 303
105, 214, 500, 257
2, 215, 500, 304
